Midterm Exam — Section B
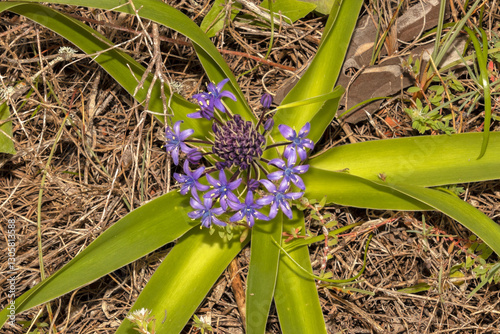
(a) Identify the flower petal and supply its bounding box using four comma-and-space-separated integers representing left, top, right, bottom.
286, 192, 304, 200
212, 216, 227, 227
220, 91, 237, 101
179, 128, 194, 141
187, 111, 202, 119
290, 175, 305, 190
269, 158, 285, 169
253, 210, 269, 221
298, 122, 310, 137
259, 179, 277, 193
215, 78, 230, 92
173, 120, 182, 136
188, 210, 202, 219
280, 201, 293, 219
297, 147, 307, 161
256, 195, 274, 206
267, 171, 284, 181
230, 211, 244, 222
278, 124, 295, 140
268, 202, 279, 219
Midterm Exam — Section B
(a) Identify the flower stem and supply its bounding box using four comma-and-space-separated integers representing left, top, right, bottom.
185, 139, 213, 145
264, 141, 291, 150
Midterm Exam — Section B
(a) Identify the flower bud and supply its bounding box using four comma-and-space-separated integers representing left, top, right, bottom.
187, 148, 202, 164
264, 118, 274, 131
260, 93, 273, 109
248, 178, 259, 191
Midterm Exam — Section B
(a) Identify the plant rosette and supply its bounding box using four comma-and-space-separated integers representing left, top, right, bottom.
166, 79, 311, 230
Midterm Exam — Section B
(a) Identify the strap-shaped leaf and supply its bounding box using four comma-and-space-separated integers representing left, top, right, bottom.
275, 211, 327, 334
310, 132, 500, 187
246, 215, 283, 333
0, 192, 195, 328
2, 3, 209, 133
19, 0, 253, 120
116, 226, 248, 334
303, 168, 432, 211
271, 0, 363, 133
381, 182, 500, 257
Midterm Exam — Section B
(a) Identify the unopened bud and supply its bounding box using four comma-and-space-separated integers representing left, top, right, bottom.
187, 148, 202, 164
264, 118, 274, 131
248, 178, 259, 191
260, 93, 273, 109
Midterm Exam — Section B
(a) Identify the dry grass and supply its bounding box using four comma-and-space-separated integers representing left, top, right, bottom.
1, 0, 499, 333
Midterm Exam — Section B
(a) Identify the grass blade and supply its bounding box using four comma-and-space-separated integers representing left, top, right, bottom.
304, 168, 432, 211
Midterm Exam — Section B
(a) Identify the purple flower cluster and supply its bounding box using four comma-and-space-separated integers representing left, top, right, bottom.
165, 79, 314, 228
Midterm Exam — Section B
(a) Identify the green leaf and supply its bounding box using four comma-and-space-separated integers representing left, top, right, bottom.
310, 132, 500, 187
0, 102, 16, 154
303, 168, 432, 211
383, 182, 500, 257
13, 0, 254, 121
260, 0, 317, 23
274, 211, 327, 334
398, 282, 431, 294
116, 226, 248, 334
0, 192, 195, 328
272, 0, 362, 133
1, 3, 205, 132
246, 215, 283, 333
200, 0, 242, 38
298, 0, 335, 15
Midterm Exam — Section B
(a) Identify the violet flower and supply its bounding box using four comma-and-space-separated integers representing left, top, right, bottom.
204, 170, 242, 211
257, 179, 304, 219
165, 121, 194, 165
267, 154, 309, 190
278, 122, 314, 161
174, 160, 210, 196
188, 192, 226, 228
187, 98, 215, 120
205, 78, 237, 113
229, 191, 269, 227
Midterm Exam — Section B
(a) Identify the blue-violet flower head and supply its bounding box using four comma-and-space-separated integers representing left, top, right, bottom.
205, 78, 237, 113
229, 191, 269, 227
212, 115, 265, 170
188, 192, 226, 228
257, 179, 304, 219
204, 170, 242, 211
173, 160, 210, 196
267, 154, 309, 190
278, 122, 314, 161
